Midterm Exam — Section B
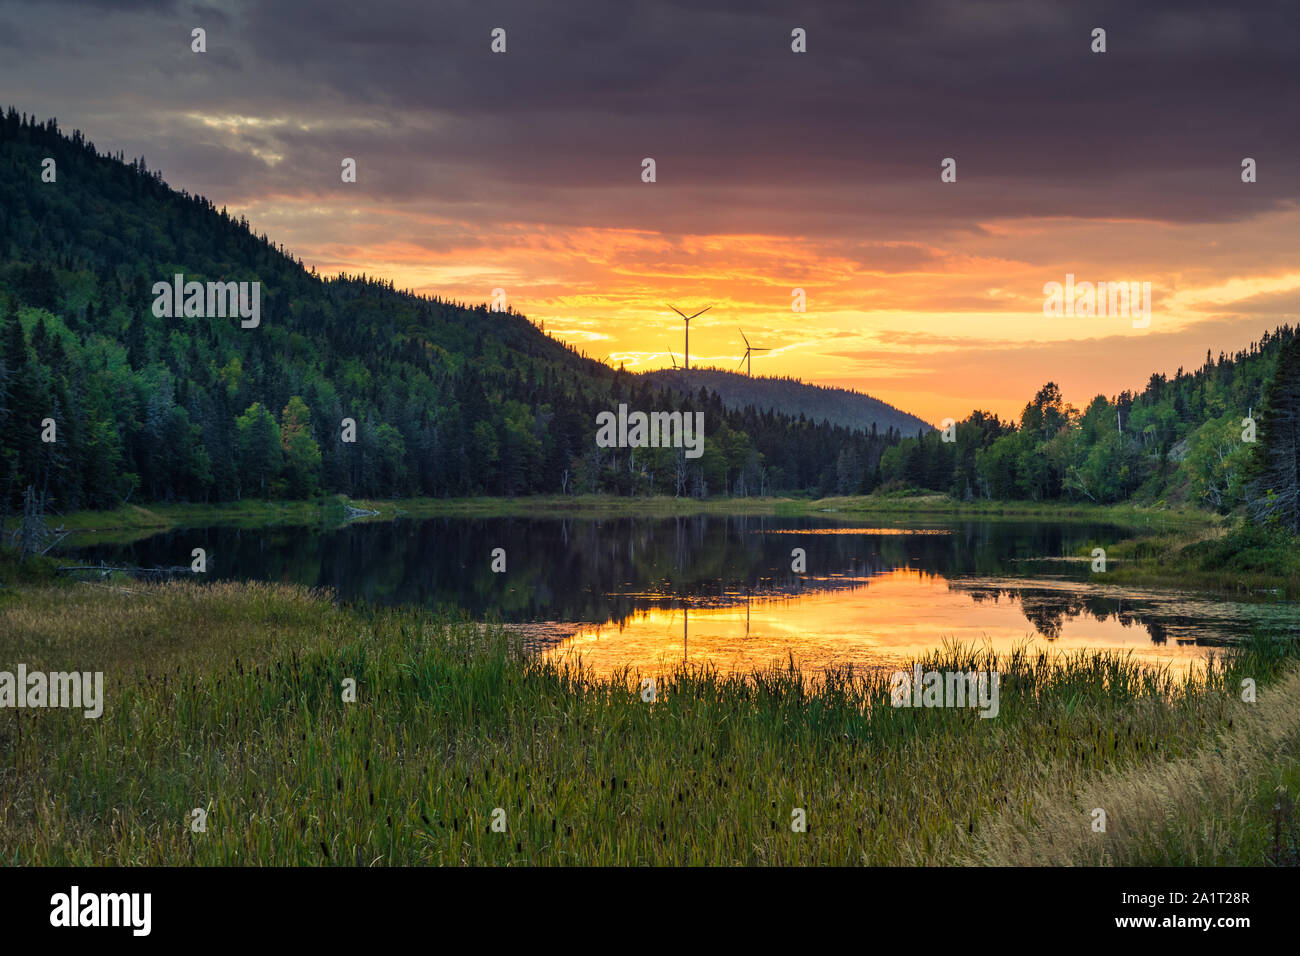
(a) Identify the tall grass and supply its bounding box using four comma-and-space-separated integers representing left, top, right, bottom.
0, 581, 1293, 865
966, 647, 1300, 866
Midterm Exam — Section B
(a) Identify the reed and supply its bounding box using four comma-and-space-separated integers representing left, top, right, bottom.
1, 581, 1293, 865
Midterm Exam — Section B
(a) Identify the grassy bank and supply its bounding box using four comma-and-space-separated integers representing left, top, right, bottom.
48, 492, 1209, 543
1, 580, 1295, 865
48, 494, 798, 542
1091, 521, 1300, 600
809, 493, 1213, 528
48, 497, 361, 538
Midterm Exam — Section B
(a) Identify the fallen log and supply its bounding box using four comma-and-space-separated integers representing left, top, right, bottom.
56, 562, 191, 579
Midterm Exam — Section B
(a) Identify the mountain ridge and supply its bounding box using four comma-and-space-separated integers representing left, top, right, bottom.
643, 367, 933, 437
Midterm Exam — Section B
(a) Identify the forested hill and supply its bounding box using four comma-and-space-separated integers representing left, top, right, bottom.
0, 109, 906, 510
645, 368, 932, 436
875, 324, 1299, 523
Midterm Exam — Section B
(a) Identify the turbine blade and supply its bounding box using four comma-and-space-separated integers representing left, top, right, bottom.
688, 307, 711, 320
668, 305, 688, 319
739, 328, 750, 347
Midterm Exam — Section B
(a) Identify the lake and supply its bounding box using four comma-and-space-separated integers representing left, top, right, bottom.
63, 514, 1294, 676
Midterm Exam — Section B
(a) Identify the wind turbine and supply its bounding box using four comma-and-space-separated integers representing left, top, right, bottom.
668, 305, 710, 370
736, 328, 771, 376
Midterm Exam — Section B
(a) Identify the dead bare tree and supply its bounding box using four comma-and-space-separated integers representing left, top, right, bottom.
13, 485, 65, 561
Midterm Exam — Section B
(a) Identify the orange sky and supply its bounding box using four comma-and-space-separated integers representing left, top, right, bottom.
240, 197, 1300, 426
7, 0, 1296, 428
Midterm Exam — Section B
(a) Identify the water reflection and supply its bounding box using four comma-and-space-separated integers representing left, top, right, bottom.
544, 570, 1288, 676
65, 514, 1295, 676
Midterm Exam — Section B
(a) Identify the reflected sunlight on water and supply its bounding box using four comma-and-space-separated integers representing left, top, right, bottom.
71, 514, 1291, 679
543, 568, 1235, 677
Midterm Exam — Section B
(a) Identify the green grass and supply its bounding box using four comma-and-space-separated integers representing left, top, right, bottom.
48, 496, 356, 539
1094, 521, 1300, 599
1244, 764, 1300, 866
2, 580, 1294, 865
0, 548, 59, 587
806, 493, 1214, 528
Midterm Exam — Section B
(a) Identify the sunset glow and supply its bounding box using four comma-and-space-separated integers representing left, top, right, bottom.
5, 2, 1294, 428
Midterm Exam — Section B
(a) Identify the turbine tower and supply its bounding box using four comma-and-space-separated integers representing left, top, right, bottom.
736, 328, 771, 376
669, 305, 711, 370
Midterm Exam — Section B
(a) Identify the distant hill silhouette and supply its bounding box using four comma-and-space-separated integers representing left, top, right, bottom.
644, 368, 933, 437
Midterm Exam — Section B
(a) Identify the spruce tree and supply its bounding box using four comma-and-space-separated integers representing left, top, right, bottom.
1247, 333, 1300, 532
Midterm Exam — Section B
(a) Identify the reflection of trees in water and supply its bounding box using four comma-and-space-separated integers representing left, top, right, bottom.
74, 515, 1204, 639
88, 514, 917, 623
950, 582, 1244, 647
620, 573, 873, 612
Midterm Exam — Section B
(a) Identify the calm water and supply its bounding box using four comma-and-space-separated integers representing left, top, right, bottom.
65, 515, 1296, 675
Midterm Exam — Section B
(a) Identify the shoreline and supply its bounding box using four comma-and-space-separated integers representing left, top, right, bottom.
48, 493, 1214, 537
20, 494, 1295, 600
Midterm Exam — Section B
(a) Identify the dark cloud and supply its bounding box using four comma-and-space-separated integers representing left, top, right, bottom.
2, 0, 1295, 239
1193, 286, 1300, 316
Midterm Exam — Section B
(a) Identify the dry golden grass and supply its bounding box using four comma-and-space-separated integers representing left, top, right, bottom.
963, 664, 1300, 865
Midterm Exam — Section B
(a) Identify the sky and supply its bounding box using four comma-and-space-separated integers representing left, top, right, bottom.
2, 0, 1297, 425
